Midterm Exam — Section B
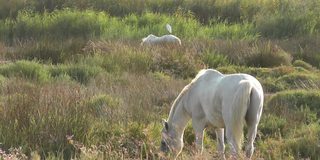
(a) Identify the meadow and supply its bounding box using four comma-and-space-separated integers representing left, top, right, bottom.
0, 0, 320, 159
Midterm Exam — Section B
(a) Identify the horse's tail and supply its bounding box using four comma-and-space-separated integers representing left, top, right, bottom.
230, 80, 253, 152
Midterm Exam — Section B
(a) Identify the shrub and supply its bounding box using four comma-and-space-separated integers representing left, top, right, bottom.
150, 49, 198, 78
267, 90, 320, 115
0, 9, 110, 41
0, 0, 26, 19
0, 74, 6, 86
86, 94, 121, 118
151, 71, 171, 81
82, 47, 152, 74
293, 60, 313, 70
245, 42, 292, 67
257, 137, 295, 160
67, 65, 102, 84
49, 64, 103, 84
254, 0, 320, 39
260, 78, 285, 93
0, 60, 49, 82
216, 65, 237, 74
259, 114, 286, 138
201, 50, 230, 68
270, 66, 295, 77
0, 80, 94, 158
201, 21, 258, 40
255, 13, 307, 38
284, 123, 320, 159
6, 39, 88, 63
276, 72, 320, 89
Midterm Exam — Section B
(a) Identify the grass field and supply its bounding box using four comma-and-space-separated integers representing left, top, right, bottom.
0, 0, 320, 159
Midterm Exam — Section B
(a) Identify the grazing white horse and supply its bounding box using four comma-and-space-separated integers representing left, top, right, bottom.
141, 24, 181, 46
160, 69, 264, 159
141, 34, 181, 46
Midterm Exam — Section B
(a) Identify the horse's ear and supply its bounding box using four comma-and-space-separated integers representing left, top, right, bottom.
162, 119, 169, 131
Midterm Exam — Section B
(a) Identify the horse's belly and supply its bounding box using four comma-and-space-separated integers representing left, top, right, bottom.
207, 113, 225, 128
200, 96, 225, 128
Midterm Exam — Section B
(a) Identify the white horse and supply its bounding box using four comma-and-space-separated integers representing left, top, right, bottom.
160, 69, 264, 159
141, 24, 181, 46
141, 34, 181, 46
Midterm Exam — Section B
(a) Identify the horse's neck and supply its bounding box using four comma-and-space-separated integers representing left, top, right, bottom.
168, 98, 190, 139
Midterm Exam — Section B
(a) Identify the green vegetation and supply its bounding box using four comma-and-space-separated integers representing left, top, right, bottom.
0, 0, 320, 159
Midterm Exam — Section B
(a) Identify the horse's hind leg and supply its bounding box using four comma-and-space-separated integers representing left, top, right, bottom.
225, 126, 241, 157
245, 123, 258, 159
245, 114, 261, 159
245, 89, 263, 159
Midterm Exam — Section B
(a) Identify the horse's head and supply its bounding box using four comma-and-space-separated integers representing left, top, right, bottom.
160, 119, 183, 158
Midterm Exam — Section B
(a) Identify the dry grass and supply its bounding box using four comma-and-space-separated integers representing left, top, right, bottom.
0, 39, 319, 159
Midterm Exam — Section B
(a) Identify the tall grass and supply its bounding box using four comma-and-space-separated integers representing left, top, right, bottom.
0, 0, 320, 159
1, 2, 319, 42
255, 0, 320, 38
0, 41, 319, 159
0, 10, 110, 42
0, 9, 259, 43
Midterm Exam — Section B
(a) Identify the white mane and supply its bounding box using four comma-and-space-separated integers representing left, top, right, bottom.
168, 69, 219, 122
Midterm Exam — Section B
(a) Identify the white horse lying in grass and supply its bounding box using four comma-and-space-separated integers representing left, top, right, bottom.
141, 24, 181, 46
160, 69, 264, 159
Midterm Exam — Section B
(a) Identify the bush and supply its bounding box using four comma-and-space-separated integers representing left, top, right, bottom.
150, 49, 198, 78
201, 50, 230, 68
276, 72, 320, 89
259, 114, 286, 138
293, 60, 313, 70
5, 39, 88, 63
0, 60, 49, 83
284, 123, 320, 159
86, 94, 121, 118
270, 66, 295, 77
81, 44, 153, 74
0, 80, 93, 158
267, 90, 320, 115
245, 42, 292, 67
260, 78, 285, 93
0, 0, 26, 19
0, 9, 110, 42
216, 65, 237, 74
201, 22, 258, 40
256, 13, 307, 38
257, 123, 320, 159
255, 0, 320, 38
49, 64, 103, 84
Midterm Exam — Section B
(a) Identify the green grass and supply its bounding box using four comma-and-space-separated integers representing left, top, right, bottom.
0, 1, 320, 159
267, 90, 320, 115
0, 42, 319, 159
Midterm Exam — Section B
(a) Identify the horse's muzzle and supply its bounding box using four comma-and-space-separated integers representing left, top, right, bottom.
160, 140, 170, 153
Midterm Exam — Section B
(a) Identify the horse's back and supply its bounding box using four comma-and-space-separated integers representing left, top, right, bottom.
158, 34, 181, 44
186, 69, 263, 128
221, 73, 263, 94
219, 73, 264, 123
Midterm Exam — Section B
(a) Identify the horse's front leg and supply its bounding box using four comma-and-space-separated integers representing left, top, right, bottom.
192, 118, 206, 154
215, 128, 226, 160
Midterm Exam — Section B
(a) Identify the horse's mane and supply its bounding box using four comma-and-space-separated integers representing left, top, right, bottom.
167, 70, 207, 122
